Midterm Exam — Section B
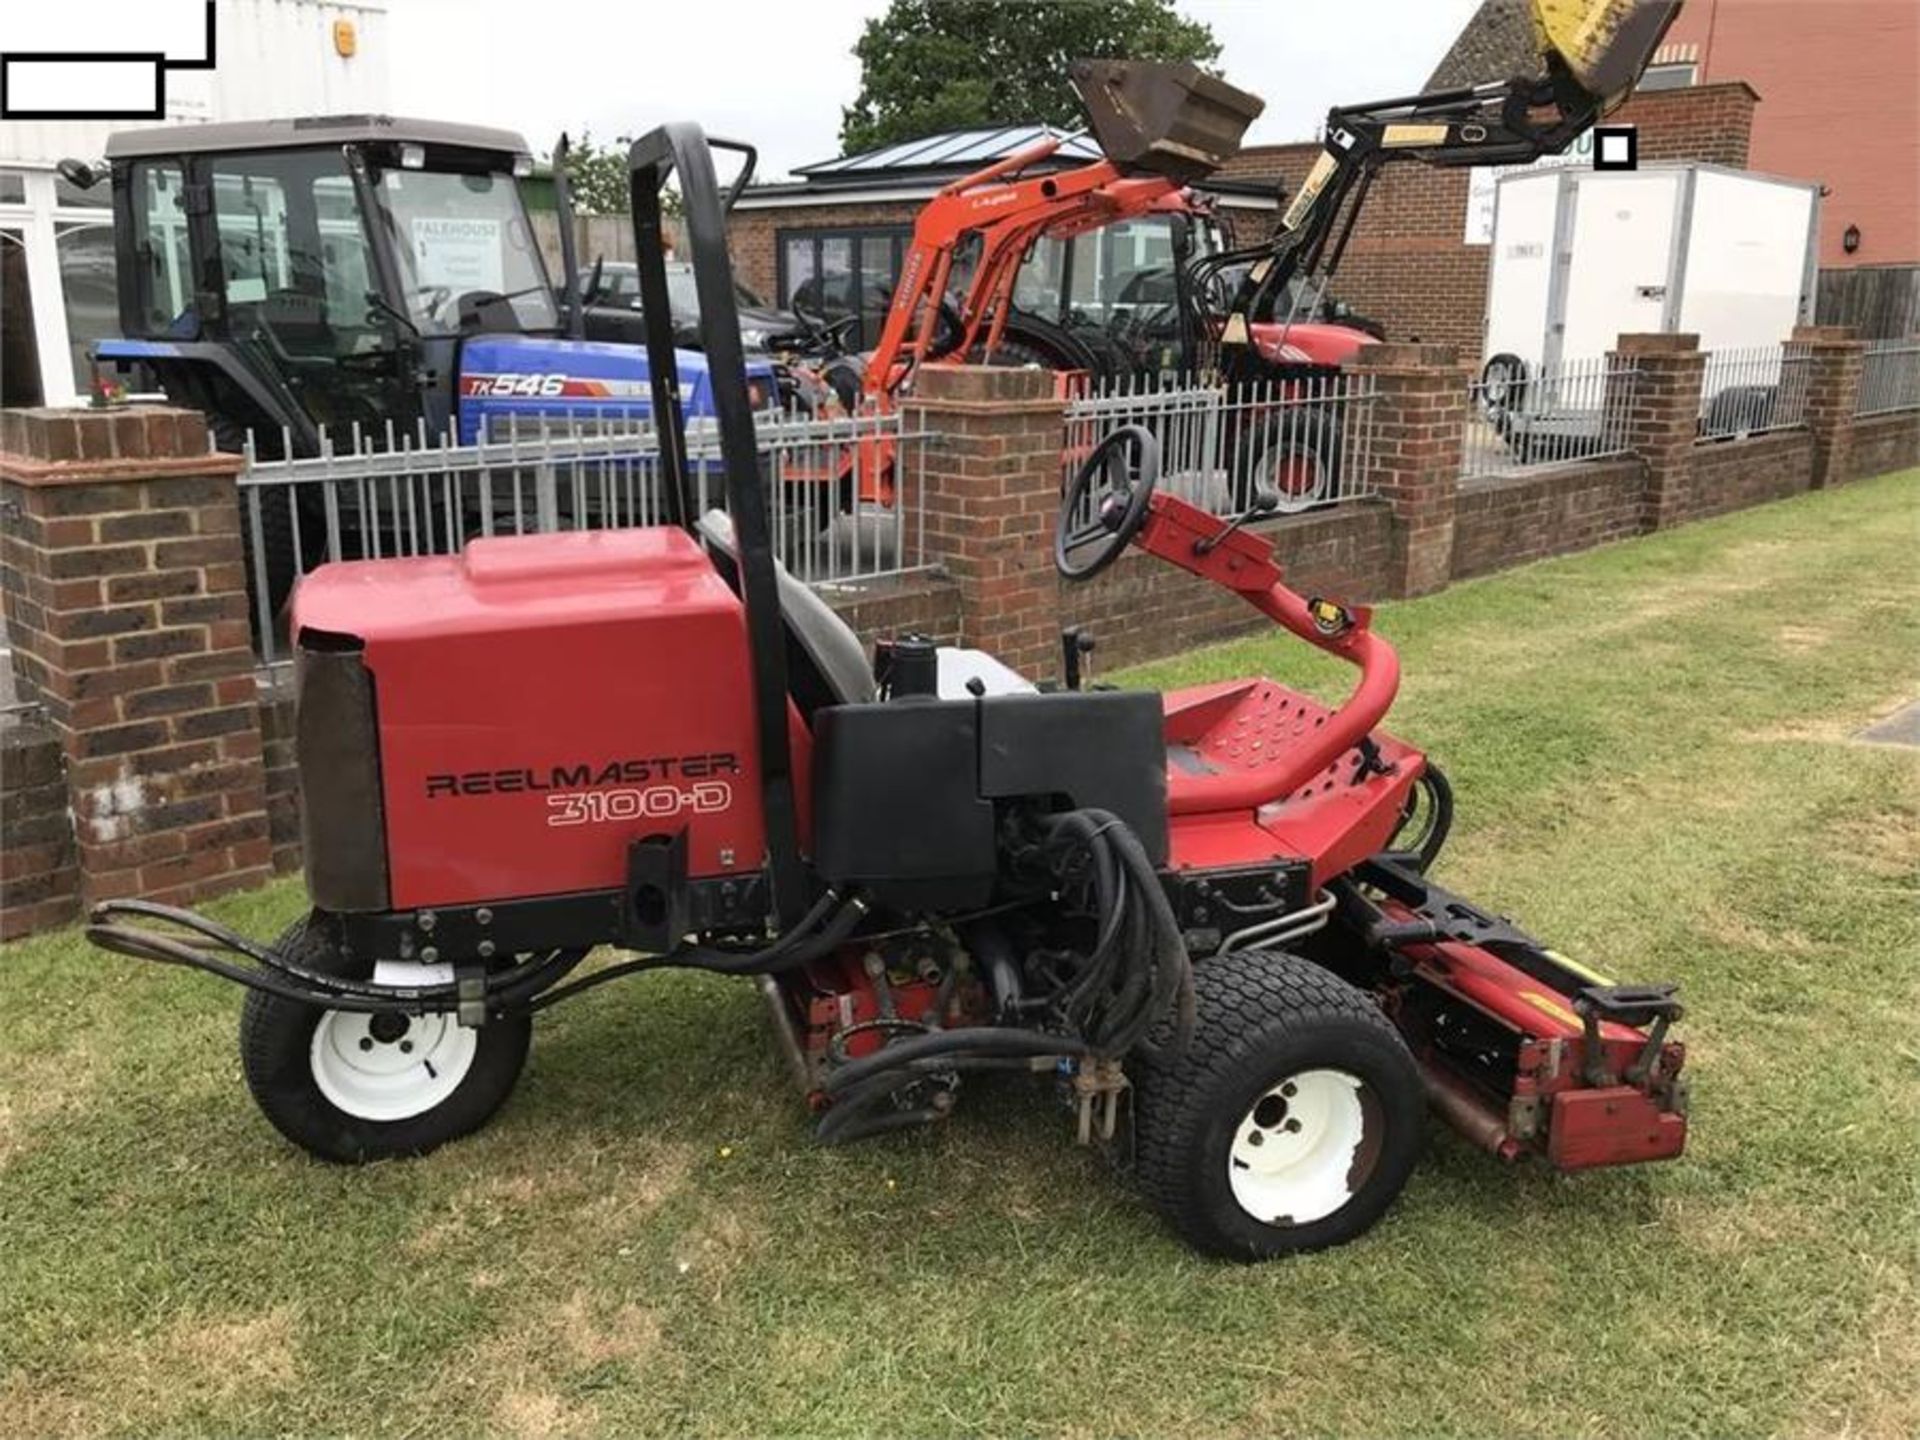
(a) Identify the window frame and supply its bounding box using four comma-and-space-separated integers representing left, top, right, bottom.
775, 223, 912, 348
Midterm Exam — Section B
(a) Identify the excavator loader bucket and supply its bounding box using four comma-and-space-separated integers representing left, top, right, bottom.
1530, 0, 1683, 101
1069, 59, 1264, 184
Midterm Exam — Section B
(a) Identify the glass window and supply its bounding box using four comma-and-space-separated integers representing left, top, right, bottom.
374, 166, 557, 333
0, 172, 25, 206
56, 222, 117, 392
778, 227, 910, 345
1, 229, 42, 406
130, 161, 192, 333
55, 169, 111, 209
314, 176, 374, 330
1638, 61, 1697, 90
1013, 235, 1067, 317
782, 236, 814, 308
210, 148, 389, 359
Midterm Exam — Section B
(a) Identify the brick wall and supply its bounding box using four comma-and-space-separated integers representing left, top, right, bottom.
0, 407, 272, 915
0, 721, 78, 939
1847, 410, 1920, 481
259, 673, 301, 877
1055, 504, 1396, 673
820, 569, 962, 650
1682, 431, 1816, 523
1451, 459, 1644, 581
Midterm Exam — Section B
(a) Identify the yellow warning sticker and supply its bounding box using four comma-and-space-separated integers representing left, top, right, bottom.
1520, 990, 1582, 1029
1543, 948, 1615, 987
1281, 151, 1338, 232
1383, 123, 1450, 147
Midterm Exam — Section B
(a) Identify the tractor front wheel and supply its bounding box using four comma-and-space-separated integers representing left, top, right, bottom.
1132, 950, 1425, 1259
239, 915, 532, 1163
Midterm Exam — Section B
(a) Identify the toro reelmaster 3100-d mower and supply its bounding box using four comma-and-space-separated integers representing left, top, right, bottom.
90, 62, 1688, 1264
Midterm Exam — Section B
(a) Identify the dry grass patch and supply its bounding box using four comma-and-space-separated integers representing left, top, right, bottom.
407, 1133, 696, 1258
0, 1307, 300, 1438
427, 1287, 677, 1440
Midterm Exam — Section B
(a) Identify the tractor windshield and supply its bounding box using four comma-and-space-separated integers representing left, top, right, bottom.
370, 166, 558, 335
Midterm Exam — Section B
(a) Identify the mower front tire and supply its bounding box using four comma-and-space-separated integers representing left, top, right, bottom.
1132, 950, 1424, 1259
239, 915, 532, 1163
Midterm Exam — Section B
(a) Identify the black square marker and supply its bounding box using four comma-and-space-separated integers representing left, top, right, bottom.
1593, 126, 1638, 171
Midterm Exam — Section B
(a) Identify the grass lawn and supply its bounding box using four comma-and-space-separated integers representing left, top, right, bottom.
2, 470, 1916, 1438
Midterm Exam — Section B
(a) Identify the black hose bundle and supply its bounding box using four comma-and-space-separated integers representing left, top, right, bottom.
86, 888, 869, 1018
816, 807, 1191, 1144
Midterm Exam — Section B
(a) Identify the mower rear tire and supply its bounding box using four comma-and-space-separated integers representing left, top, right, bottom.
1132, 950, 1424, 1259
239, 914, 532, 1163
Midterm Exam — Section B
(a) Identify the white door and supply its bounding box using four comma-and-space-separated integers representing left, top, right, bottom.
1554, 170, 1681, 365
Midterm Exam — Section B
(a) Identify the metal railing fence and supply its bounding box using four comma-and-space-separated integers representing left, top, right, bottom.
1696, 343, 1811, 441
1061, 371, 1380, 515
236, 408, 927, 664
1460, 353, 1638, 481
1855, 338, 1920, 417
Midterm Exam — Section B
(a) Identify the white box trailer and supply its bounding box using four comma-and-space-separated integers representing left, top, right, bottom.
1478, 163, 1819, 458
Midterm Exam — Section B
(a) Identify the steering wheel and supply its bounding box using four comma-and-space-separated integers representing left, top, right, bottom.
412, 285, 454, 325
1055, 425, 1161, 581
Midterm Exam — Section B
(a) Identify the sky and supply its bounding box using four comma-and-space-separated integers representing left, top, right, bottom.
387, 0, 1482, 178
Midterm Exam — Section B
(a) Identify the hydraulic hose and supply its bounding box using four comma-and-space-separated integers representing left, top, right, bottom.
815, 807, 1194, 1140
88, 887, 867, 1019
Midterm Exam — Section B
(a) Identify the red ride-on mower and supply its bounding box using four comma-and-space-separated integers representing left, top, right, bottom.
88, 111, 1688, 1260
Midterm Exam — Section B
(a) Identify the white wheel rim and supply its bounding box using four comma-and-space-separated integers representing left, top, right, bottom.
310, 1010, 478, 1122
1256, 444, 1330, 512
1228, 1068, 1375, 1227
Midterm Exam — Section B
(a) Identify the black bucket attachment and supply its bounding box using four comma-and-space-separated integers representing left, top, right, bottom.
1069, 60, 1264, 184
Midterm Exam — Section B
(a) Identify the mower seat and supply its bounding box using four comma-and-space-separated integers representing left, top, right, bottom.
696, 510, 878, 707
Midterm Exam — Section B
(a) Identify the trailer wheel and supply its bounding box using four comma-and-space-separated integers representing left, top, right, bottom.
239, 915, 532, 1163
1132, 950, 1424, 1259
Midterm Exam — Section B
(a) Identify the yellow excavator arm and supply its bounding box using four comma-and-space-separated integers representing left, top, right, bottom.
1197, 0, 1684, 364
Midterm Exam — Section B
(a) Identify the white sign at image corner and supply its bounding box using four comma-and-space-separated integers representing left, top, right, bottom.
1463, 127, 1617, 245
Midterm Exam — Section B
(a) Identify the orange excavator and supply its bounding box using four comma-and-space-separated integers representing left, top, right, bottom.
815, 0, 1680, 511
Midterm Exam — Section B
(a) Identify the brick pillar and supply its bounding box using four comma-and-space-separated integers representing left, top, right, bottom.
1349, 342, 1465, 597
1793, 326, 1866, 490
1612, 333, 1704, 531
0, 407, 272, 910
903, 365, 1064, 676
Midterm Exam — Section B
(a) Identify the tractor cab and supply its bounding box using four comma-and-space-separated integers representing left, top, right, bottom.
95, 116, 766, 455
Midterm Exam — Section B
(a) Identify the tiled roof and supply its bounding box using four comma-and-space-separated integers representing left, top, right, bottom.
1425, 0, 1548, 89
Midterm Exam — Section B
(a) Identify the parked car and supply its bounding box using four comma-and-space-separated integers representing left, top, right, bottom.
585, 261, 811, 353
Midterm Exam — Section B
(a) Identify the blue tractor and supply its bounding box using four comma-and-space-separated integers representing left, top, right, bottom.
94, 115, 773, 451
89, 115, 774, 614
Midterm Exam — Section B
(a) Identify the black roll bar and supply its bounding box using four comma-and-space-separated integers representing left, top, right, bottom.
625, 123, 807, 930
552, 132, 586, 341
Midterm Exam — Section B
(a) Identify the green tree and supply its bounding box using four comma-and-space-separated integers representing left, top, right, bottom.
553, 131, 683, 217
840, 0, 1220, 155
555, 130, 633, 215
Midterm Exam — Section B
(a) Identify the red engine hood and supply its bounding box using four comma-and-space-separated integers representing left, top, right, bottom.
1247, 321, 1375, 368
